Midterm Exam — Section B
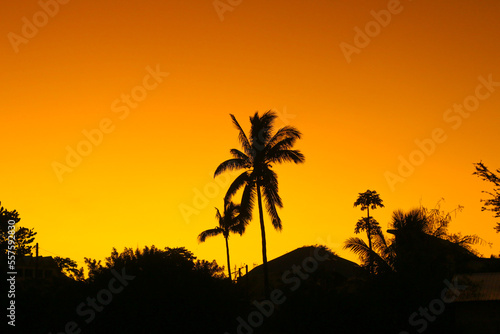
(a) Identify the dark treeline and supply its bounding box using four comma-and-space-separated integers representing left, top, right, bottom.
7, 245, 244, 333
2, 197, 500, 333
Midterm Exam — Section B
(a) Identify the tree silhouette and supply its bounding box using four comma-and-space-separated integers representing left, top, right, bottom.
0, 202, 36, 257
214, 111, 305, 296
63, 246, 233, 333
391, 205, 486, 255
354, 216, 382, 237
198, 201, 248, 281
54, 256, 85, 281
473, 161, 500, 232
353, 190, 384, 273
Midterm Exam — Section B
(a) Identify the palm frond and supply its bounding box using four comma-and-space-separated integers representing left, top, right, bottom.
390, 209, 406, 229
269, 136, 297, 151
344, 237, 394, 273
219, 202, 248, 236
228, 218, 247, 235
230, 114, 252, 156
344, 237, 371, 263
198, 227, 223, 243
265, 197, 282, 230
239, 181, 256, 222
392, 208, 428, 232
267, 149, 305, 164
259, 110, 279, 127
230, 149, 250, 162
224, 171, 251, 203
261, 169, 283, 208
265, 137, 299, 161
372, 227, 388, 248
224, 202, 240, 219
261, 177, 283, 230
214, 158, 247, 177
215, 207, 222, 223
229, 203, 251, 229
372, 232, 392, 262
266, 125, 302, 149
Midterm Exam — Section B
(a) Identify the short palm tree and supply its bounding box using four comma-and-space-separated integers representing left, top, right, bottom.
353, 190, 385, 273
214, 111, 305, 295
344, 229, 395, 274
390, 206, 486, 255
198, 201, 248, 281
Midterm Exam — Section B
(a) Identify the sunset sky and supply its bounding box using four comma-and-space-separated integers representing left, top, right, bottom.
1, 0, 499, 274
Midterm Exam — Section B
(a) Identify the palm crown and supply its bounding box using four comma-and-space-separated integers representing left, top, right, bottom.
198, 202, 247, 242
214, 111, 304, 229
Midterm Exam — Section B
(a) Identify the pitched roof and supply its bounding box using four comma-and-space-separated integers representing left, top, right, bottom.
240, 246, 361, 298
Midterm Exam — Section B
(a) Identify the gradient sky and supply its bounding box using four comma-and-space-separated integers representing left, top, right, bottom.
1, 0, 499, 274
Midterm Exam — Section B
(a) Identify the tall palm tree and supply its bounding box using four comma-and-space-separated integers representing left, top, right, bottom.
353, 190, 384, 273
214, 111, 305, 295
198, 201, 248, 281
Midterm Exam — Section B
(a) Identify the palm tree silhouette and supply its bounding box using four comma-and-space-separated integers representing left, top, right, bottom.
214, 111, 305, 295
389, 206, 486, 254
353, 190, 384, 274
198, 201, 248, 281
344, 228, 395, 274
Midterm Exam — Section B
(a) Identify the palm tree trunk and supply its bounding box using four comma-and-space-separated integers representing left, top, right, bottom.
225, 236, 232, 281
256, 181, 270, 298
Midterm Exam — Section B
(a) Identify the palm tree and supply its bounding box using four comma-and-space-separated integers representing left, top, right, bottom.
344, 229, 395, 274
214, 111, 305, 295
353, 190, 385, 273
389, 206, 486, 255
389, 208, 429, 233
198, 201, 248, 281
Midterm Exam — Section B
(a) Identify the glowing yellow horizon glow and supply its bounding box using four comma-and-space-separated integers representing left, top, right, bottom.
1, 0, 499, 274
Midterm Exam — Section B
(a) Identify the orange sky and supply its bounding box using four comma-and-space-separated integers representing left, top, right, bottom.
1, 0, 500, 273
